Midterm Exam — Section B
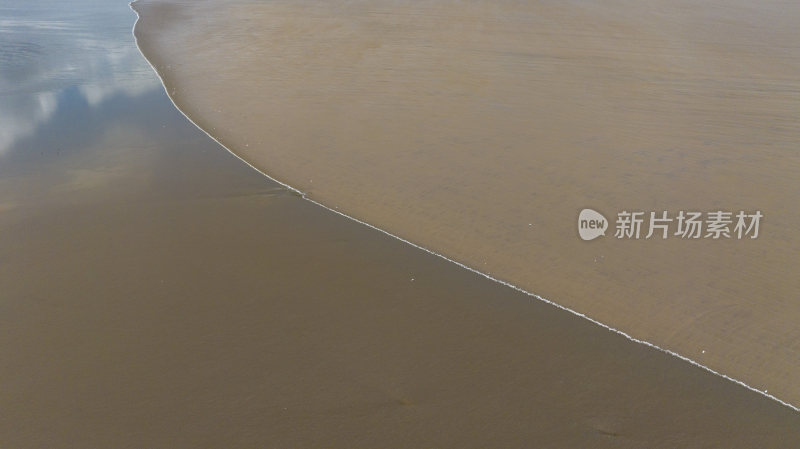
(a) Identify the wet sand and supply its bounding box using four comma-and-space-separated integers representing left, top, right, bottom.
131, 0, 800, 406
2, 1, 800, 447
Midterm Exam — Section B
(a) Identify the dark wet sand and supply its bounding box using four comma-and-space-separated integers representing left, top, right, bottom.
3, 98, 800, 447
1, 1, 800, 447
130, 0, 800, 406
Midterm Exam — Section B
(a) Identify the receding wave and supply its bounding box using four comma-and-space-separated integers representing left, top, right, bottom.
131, 0, 800, 409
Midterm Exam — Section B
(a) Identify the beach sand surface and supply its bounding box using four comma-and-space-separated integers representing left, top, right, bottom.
2, 1, 800, 446
3, 67, 800, 449
132, 0, 800, 405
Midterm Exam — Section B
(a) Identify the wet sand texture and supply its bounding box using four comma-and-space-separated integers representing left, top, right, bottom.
132, 0, 800, 405
2, 1, 800, 446
2, 70, 800, 448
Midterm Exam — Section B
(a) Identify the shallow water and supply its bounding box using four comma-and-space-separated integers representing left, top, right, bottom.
1, 1, 800, 447
132, 0, 800, 406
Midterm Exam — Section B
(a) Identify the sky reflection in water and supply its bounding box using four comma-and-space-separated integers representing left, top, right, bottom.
0, 0, 158, 158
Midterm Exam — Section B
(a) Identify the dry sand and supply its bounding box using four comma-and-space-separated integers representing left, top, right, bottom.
132, 0, 800, 406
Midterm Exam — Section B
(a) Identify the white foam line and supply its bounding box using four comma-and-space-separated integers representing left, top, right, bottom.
129, 1, 799, 414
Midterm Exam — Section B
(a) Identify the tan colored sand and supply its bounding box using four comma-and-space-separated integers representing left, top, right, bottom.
4, 3, 800, 445
3, 71, 800, 448
133, 0, 800, 405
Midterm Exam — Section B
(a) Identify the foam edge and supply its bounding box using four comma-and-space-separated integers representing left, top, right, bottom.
129, 0, 799, 414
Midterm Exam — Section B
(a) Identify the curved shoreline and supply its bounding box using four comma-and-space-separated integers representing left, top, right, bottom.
129, 0, 800, 413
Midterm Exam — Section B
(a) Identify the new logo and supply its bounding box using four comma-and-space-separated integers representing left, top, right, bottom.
578, 208, 608, 241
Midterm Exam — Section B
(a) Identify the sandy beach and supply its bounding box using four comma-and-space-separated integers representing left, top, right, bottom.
131, 0, 800, 406
2, 52, 800, 444
1, 0, 799, 446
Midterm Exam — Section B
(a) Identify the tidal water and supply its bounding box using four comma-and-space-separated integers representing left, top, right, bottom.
1, 1, 799, 447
